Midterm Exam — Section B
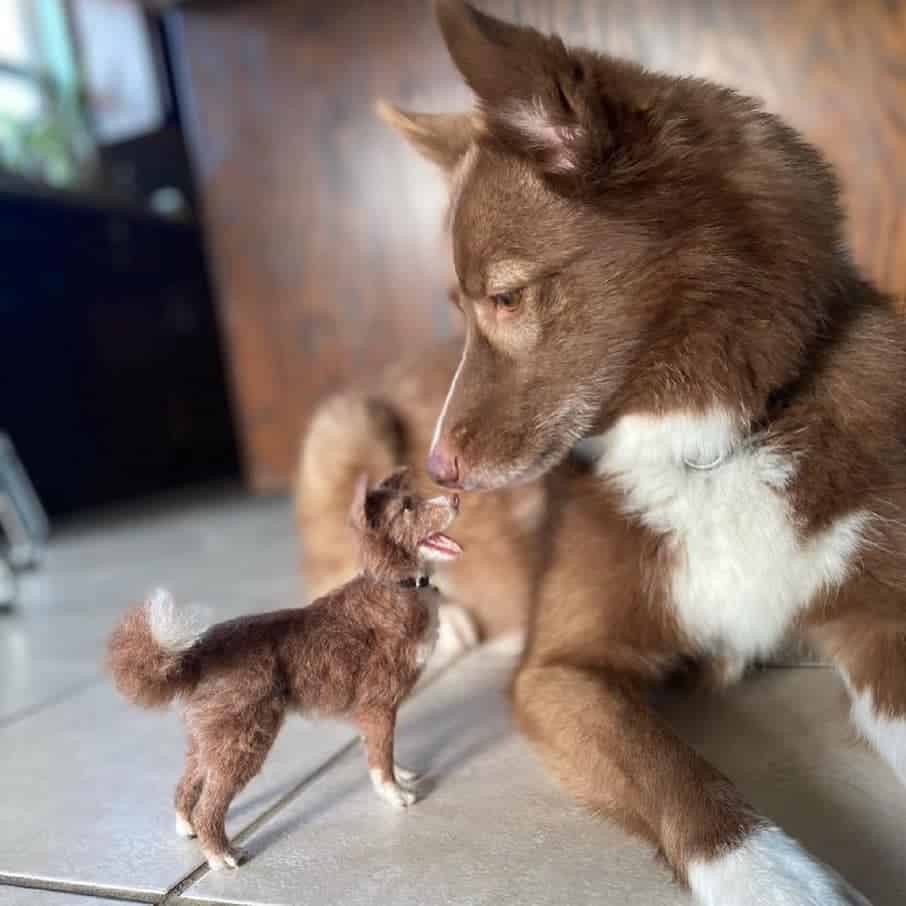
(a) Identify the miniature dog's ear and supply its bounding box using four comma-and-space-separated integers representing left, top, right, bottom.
349, 473, 370, 530
377, 466, 411, 493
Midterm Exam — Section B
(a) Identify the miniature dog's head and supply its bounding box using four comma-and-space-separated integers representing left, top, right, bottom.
350, 468, 462, 583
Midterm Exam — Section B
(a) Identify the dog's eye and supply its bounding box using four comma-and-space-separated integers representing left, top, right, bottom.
401, 497, 414, 513
491, 290, 521, 312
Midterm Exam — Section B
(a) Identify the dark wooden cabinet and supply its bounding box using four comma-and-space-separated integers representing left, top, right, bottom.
166, 1, 906, 489
0, 188, 240, 517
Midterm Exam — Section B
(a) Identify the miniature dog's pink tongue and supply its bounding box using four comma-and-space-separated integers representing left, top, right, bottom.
422, 533, 463, 556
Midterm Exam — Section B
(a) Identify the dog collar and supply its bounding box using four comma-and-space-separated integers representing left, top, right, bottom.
399, 576, 430, 589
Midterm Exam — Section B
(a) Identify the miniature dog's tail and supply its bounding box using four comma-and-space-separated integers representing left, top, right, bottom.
296, 392, 405, 597
106, 588, 210, 708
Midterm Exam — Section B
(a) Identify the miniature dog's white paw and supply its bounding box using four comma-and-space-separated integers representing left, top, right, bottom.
381, 783, 417, 809
222, 849, 244, 870
205, 846, 244, 871
371, 769, 417, 808
394, 764, 419, 785
174, 813, 195, 838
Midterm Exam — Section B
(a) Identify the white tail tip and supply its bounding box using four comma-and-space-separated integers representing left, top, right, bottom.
146, 588, 211, 654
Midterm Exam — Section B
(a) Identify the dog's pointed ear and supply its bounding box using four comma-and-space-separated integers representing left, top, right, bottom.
376, 101, 474, 173
349, 473, 370, 530
436, 0, 552, 106
377, 466, 411, 493
435, 0, 610, 175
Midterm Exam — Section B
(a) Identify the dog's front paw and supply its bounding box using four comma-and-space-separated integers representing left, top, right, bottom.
204, 846, 246, 871
688, 827, 872, 905
370, 769, 417, 809
394, 764, 419, 786
174, 813, 196, 838
380, 782, 417, 809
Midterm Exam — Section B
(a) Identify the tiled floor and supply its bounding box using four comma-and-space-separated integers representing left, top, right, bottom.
1, 491, 905, 905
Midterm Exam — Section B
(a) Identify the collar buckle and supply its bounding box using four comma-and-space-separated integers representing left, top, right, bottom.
683, 452, 727, 472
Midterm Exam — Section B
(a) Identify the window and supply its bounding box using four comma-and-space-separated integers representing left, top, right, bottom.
0, 0, 165, 192
72, 0, 164, 144
0, 0, 43, 122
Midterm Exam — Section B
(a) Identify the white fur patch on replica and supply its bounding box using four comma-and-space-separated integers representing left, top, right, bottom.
394, 764, 419, 785
688, 826, 871, 905
595, 411, 868, 662
147, 588, 211, 654
174, 813, 195, 838
204, 848, 241, 871
369, 768, 416, 808
844, 678, 906, 788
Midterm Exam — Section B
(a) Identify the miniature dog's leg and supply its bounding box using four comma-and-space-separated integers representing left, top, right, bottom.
394, 764, 419, 785
174, 732, 203, 838
193, 718, 279, 870
358, 709, 416, 808
359, 733, 418, 786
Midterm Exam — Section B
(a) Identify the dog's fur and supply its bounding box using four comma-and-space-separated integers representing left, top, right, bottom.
108, 470, 461, 870
297, 341, 545, 640
297, 2, 906, 903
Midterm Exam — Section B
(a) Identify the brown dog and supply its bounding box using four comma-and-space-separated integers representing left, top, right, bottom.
298, 2, 906, 903
107, 469, 461, 870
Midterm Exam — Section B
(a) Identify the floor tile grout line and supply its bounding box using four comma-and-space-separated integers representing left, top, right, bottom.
171, 898, 262, 906
0, 875, 157, 903
0, 675, 104, 731
165, 649, 478, 904
157, 740, 361, 905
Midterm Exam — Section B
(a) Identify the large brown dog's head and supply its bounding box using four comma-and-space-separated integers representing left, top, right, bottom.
382, 1, 847, 491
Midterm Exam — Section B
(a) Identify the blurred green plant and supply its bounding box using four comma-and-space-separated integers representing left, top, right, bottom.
0, 68, 97, 191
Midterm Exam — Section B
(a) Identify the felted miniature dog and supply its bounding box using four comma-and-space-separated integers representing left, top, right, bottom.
106, 468, 461, 870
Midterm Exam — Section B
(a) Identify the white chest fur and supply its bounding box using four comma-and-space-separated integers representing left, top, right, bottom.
593, 411, 868, 662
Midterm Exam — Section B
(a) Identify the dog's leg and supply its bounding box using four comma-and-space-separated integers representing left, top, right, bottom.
513, 658, 870, 905
193, 719, 279, 870
514, 492, 871, 905
358, 709, 416, 808
359, 732, 419, 786
811, 612, 906, 789
174, 732, 203, 838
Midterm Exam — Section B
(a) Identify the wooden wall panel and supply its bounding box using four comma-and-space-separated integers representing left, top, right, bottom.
171, 0, 906, 489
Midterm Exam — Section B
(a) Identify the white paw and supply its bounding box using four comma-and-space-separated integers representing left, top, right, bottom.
394, 764, 419, 785
688, 826, 872, 905
371, 769, 416, 809
205, 847, 244, 871
174, 813, 195, 838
